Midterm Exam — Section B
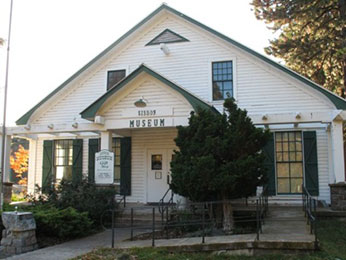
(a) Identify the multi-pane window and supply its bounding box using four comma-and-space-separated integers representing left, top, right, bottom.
112, 138, 121, 183
275, 132, 303, 194
107, 70, 126, 90
212, 61, 233, 100
54, 140, 73, 182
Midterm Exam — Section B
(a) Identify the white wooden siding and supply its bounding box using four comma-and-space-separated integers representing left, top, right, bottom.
25, 10, 336, 202
102, 78, 192, 119
31, 13, 334, 125
128, 128, 177, 203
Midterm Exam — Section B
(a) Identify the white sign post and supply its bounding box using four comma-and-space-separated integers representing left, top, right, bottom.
95, 150, 114, 184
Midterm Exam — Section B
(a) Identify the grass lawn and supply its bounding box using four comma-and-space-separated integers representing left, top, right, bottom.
72, 219, 346, 260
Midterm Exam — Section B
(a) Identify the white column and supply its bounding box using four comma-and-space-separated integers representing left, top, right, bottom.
331, 120, 345, 182
0, 135, 12, 183
100, 131, 112, 151
27, 139, 37, 194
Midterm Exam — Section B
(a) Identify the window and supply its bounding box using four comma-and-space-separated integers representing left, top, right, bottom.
212, 61, 233, 100
107, 70, 126, 90
112, 138, 121, 183
275, 132, 303, 194
54, 140, 73, 182
146, 29, 189, 45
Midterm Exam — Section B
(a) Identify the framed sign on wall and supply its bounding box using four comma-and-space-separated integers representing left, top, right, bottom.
95, 150, 114, 184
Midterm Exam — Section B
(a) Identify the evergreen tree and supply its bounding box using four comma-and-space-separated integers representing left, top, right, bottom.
170, 99, 270, 231
252, 0, 346, 97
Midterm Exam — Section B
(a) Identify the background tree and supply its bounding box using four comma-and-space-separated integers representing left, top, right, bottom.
252, 0, 346, 97
170, 99, 270, 232
10, 144, 29, 185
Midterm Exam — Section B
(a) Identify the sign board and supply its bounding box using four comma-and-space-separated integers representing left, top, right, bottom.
95, 150, 114, 184
121, 107, 173, 118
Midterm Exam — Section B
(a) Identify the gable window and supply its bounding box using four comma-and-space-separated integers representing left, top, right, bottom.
107, 70, 126, 90
212, 61, 233, 100
275, 132, 303, 194
54, 140, 73, 182
146, 29, 189, 46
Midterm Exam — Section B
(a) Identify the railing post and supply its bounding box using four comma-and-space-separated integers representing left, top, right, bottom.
130, 208, 134, 241
313, 200, 318, 250
256, 199, 259, 240
166, 205, 169, 239
111, 209, 115, 248
202, 202, 205, 244
152, 207, 155, 247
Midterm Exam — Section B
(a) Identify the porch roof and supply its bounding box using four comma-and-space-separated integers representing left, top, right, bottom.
80, 64, 219, 121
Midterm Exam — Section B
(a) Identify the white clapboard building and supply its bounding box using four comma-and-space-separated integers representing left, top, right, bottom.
5, 4, 346, 203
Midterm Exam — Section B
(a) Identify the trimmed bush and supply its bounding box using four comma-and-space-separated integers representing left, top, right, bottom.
32, 205, 93, 239
28, 179, 118, 228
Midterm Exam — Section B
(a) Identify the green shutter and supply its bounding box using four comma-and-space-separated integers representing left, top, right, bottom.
88, 139, 99, 183
303, 131, 319, 196
120, 137, 131, 195
263, 133, 276, 195
72, 139, 83, 185
42, 140, 53, 193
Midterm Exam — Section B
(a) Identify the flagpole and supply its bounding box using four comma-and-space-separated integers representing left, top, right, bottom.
1, 0, 14, 210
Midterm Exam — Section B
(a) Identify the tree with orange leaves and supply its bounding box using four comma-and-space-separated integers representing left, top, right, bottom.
10, 145, 29, 185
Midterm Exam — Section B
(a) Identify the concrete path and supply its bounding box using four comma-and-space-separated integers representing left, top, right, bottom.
4, 206, 315, 259
5, 228, 130, 260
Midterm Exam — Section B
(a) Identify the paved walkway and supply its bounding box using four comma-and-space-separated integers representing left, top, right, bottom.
6, 229, 130, 260
4, 206, 315, 259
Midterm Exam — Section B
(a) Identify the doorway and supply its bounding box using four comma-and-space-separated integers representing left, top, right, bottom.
147, 149, 174, 202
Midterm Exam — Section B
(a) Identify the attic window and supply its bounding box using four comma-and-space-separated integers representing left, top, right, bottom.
107, 69, 126, 90
146, 29, 189, 46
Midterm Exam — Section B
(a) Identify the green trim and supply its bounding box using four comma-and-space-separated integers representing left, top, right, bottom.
146, 28, 189, 46
16, 4, 346, 125
16, 4, 168, 125
81, 64, 218, 120
162, 5, 346, 110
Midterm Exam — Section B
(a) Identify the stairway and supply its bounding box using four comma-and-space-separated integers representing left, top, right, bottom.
260, 206, 314, 241
113, 203, 167, 228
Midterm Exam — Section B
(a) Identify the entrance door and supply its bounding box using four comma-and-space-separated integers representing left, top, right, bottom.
147, 149, 172, 203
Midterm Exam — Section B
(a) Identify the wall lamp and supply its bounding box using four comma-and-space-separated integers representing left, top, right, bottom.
134, 97, 148, 107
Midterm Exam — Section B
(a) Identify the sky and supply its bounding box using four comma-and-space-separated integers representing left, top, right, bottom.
0, 0, 278, 126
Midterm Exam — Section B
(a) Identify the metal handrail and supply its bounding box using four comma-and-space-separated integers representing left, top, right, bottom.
116, 193, 126, 208
256, 185, 269, 240
110, 199, 260, 247
158, 187, 174, 214
302, 185, 318, 249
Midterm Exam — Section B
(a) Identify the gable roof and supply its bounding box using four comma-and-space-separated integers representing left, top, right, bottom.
80, 64, 219, 120
16, 4, 346, 125
146, 28, 189, 45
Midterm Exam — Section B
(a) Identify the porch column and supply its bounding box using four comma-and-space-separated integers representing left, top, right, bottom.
100, 131, 112, 151
0, 135, 11, 183
330, 120, 345, 182
27, 139, 37, 194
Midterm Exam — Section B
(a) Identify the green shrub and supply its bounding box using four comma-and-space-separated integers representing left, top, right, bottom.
32, 206, 93, 239
28, 179, 118, 228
